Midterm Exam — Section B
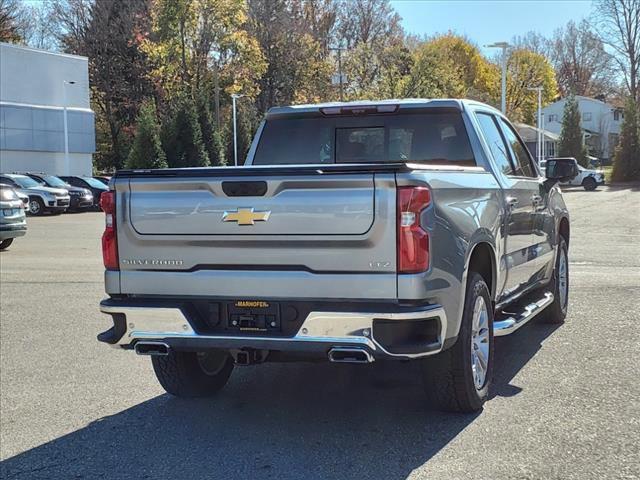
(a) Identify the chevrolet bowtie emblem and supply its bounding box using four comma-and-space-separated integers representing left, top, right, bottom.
222, 208, 271, 225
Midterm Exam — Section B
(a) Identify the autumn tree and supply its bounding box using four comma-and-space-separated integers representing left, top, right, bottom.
79, 0, 154, 170
248, 0, 333, 111
558, 95, 588, 167
337, 0, 408, 100
126, 100, 167, 170
504, 48, 558, 123
48, 0, 92, 55
0, 0, 25, 42
612, 99, 640, 181
550, 20, 615, 97
403, 34, 499, 103
594, 0, 640, 102
400, 42, 463, 99
148, 0, 265, 100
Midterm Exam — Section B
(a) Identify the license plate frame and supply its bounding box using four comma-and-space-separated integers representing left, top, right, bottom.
227, 300, 281, 333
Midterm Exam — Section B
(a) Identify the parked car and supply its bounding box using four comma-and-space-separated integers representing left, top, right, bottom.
24, 173, 93, 212
541, 158, 604, 191
0, 185, 27, 250
94, 176, 111, 186
60, 176, 108, 209
0, 173, 70, 215
98, 99, 575, 413
13, 189, 29, 210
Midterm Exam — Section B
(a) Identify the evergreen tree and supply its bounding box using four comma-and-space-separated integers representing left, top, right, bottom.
163, 93, 209, 168
558, 94, 588, 167
196, 91, 227, 166
126, 101, 167, 170
612, 99, 640, 182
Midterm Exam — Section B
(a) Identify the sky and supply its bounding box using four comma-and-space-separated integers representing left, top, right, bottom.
390, 0, 594, 56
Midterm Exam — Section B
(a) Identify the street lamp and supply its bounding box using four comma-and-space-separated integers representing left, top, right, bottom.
62, 80, 76, 174
486, 42, 510, 114
527, 86, 543, 163
329, 45, 346, 102
231, 93, 245, 167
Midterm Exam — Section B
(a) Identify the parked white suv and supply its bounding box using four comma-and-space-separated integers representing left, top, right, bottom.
540, 158, 605, 191
0, 174, 70, 215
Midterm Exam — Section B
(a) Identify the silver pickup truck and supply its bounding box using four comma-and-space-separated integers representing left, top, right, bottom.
98, 99, 576, 412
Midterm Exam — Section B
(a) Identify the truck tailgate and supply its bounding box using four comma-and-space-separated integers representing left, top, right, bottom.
128, 175, 374, 235
113, 169, 398, 299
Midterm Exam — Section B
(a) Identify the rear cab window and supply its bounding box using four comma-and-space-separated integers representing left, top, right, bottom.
252, 110, 476, 166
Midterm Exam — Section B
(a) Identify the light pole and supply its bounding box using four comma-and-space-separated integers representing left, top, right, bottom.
231, 93, 244, 167
62, 80, 76, 174
329, 45, 346, 102
486, 42, 509, 114
527, 86, 543, 163
541, 113, 546, 159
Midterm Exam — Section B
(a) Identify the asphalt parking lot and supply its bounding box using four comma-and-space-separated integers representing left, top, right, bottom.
1, 185, 639, 480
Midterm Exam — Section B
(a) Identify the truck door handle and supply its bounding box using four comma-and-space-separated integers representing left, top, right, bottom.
531, 194, 542, 205
506, 197, 519, 209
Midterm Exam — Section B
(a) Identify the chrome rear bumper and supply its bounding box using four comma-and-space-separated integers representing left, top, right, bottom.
99, 299, 447, 360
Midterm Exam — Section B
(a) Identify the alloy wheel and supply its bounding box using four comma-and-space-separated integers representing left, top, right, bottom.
471, 296, 490, 390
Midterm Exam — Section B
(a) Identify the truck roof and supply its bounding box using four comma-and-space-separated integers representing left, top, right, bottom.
265, 98, 499, 119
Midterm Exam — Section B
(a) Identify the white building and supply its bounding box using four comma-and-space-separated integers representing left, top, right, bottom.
515, 122, 560, 162
541, 95, 623, 162
0, 42, 95, 176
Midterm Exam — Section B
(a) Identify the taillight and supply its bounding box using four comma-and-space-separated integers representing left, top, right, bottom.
100, 191, 118, 270
397, 186, 430, 273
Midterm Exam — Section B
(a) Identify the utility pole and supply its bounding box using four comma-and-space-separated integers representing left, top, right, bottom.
62, 80, 76, 175
329, 46, 345, 102
231, 93, 244, 167
486, 42, 510, 114
527, 86, 543, 163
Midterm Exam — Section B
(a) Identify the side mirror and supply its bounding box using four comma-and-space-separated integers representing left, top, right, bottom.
545, 158, 579, 183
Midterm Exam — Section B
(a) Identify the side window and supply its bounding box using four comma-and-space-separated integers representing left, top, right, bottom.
0, 176, 16, 187
497, 118, 536, 177
476, 113, 514, 176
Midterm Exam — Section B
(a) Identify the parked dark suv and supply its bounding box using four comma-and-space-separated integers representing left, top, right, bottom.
25, 173, 93, 212
60, 176, 108, 209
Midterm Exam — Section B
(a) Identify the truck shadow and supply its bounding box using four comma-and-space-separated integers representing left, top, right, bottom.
1, 322, 559, 480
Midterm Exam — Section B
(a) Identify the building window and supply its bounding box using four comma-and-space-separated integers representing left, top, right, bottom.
583, 112, 592, 121
614, 110, 622, 121
548, 114, 558, 122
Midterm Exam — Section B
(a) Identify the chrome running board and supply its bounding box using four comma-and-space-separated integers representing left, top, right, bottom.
493, 292, 554, 336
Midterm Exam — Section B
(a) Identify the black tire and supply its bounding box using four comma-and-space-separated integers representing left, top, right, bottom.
540, 238, 569, 324
151, 349, 234, 397
28, 197, 45, 216
583, 177, 597, 191
0, 238, 14, 250
421, 273, 494, 413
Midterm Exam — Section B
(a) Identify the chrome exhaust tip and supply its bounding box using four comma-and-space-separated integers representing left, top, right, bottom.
134, 341, 170, 356
328, 347, 374, 364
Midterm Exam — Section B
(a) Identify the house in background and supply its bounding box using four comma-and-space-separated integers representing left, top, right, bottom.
541, 95, 623, 163
514, 122, 559, 162
0, 42, 95, 176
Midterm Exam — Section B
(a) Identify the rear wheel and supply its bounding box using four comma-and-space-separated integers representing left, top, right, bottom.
151, 349, 234, 397
421, 273, 494, 413
541, 238, 569, 324
28, 197, 45, 216
0, 238, 14, 250
583, 177, 597, 191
